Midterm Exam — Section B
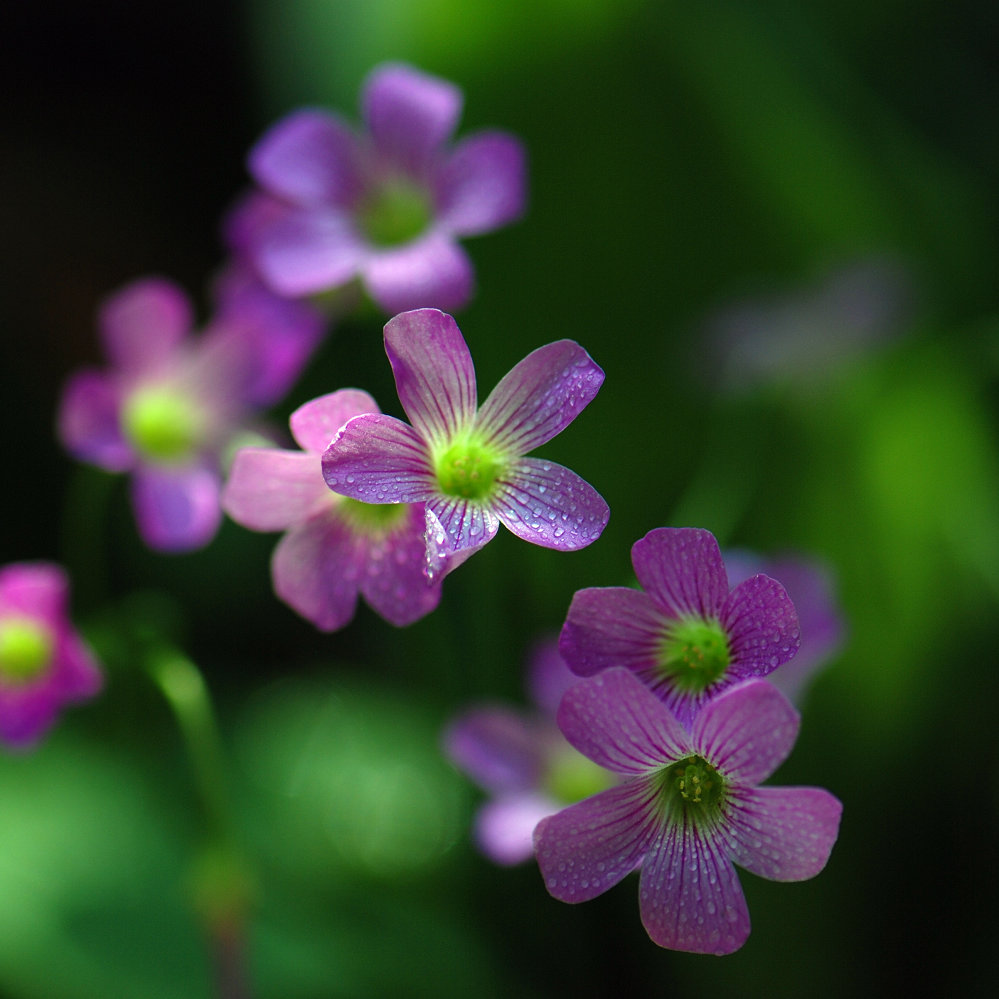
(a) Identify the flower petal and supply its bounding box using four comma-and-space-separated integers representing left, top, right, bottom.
222, 448, 329, 532
631, 527, 729, 620
0, 563, 68, 621
534, 778, 661, 902
444, 706, 546, 794
363, 234, 475, 315
436, 130, 527, 235
556, 668, 689, 776
57, 370, 132, 472
425, 495, 500, 554
477, 792, 559, 867
477, 341, 604, 455
692, 680, 800, 785
424, 507, 491, 580
248, 108, 362, 207
559, 586, 664, 678
382, 309, 477, 442
492, 458, 608, 550
290, 389, 380, 454
639, 822, 750, 954
722, 573, 800, 679
362, 63, 462, 174
130, 464, 222, 553
322, 413, 435, 503
725, 786, 843, 881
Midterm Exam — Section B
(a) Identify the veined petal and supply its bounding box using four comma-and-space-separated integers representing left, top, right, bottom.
248, 108, 362, 207
477, 341, 604, 455
383, 309, 477, 442
559, 587, 664, 678
556, 669, 689, 776
639, 821, 750, 954
98, 278, 192, 377
436, 130, 527, 235
362, 63, 462, 174
477, 792, 558, 867
271, 514, 361, 632
130, 464, 222, 553
725, 786, 842, 882
322, 413, 435, 502
290, 389, 380, 454
424, 507, 491, 580
722, 574, 800, 678
534, 778, 661, 903
425, 495, 500, 554
57, 370, 133, 472
492, 458, 608, 550
444, 706, 546, 794
364, 235, 474, 315
632, 528, 729, 620
222, 448, 329, 532
692, 680, 800, 785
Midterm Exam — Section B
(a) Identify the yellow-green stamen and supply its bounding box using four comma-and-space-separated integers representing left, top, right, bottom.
358, 176, 433, 247
434, 438, 505, 501
122, 385, 202, 462
657, 617, 731, 694
0, 618, 55, 684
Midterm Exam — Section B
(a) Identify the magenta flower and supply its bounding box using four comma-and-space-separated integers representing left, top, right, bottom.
0, 563, 103, 749
241, 62, 526, 313
57, 276, 324, 552
444, 639, 613, 866
321, 309, 608, 571
223, 390, 442, 631
559, 528, 799, 727
534, 668, 841, 954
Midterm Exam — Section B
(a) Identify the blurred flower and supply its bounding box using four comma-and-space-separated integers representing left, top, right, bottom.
0, 563, 103, 748
559, 527, 799, 727
443, 638, 612, 866
58, 276, 324, 552
322, 309, 608, 573
239, 62, 526, 313
534, 669, 841, 954
724, 550, 845, 704
223, 390, 442, 631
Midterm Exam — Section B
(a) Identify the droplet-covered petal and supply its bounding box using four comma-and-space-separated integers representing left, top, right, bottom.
632, 528, 729, 620
425, 495, 500, 555
721, 573, 800, 678
364, 235, 474, 315
222, 449, 329, 532
290, 389, 380, 455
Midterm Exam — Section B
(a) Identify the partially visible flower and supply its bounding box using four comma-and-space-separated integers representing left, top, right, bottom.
444, 638, 612, 866
322, 309, 608, 574
559, 527, 799, 727
240, 62, 526, 314
724, 550, 845, 704
0, 563, 103, 748
222, 390, 442, 631
534, 668, 841, 954
58, 276, 324, 552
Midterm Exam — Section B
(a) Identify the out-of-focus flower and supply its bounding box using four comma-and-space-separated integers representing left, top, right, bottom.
534, 669, 841, 954
322, 309, 608, 574
223, 390, 442, 631
58, 276, 324, 552
724, 550, 845, 704
239, 62, 526, 314
0, 563, 102, 748
443, 638, 612, 866
559, 527, 799, 727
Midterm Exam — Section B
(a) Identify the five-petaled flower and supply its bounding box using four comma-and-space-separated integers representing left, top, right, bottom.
559, 527, 799, 727
533, 668, 841, 954
222, 390, 442, 631
57, 276, 324, 552
321, 309, 609, 572
240, 62, 526, 314
0, 563, 103, 749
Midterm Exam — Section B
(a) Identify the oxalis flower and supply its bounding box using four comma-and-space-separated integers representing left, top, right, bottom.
222, 390, 442, 631
534, 668, 842, 954
241, 62, 526, 314
0, 563, 103, 749
559, 527, 799, 727
321, 308, 609, 572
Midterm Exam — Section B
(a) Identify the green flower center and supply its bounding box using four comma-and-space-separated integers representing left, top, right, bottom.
544, 745, 614, 804
657, 617, 731, 694
358, 176, 433, 247
0, 618, 55, 685
339, 499, 409, 537
122, 386, 202, 462
657, 756, 726, 824
434, 438, 505, 501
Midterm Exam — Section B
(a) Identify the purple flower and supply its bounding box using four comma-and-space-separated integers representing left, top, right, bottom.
534, 668, 841, 954
444, 639, 613, 866
0, 563, 103, 749
724, 550, 845, 704
322, 309, 608, 572
559, 528, 799, 727
57, 276, 324, 552
241, 62, 526, 313
222, 390, 442, 631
